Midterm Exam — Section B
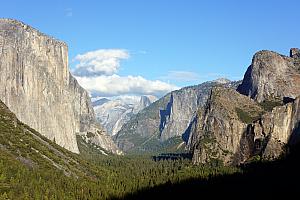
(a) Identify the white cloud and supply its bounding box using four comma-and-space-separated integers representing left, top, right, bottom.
72, 49, 129, 76
74, 74, 179, 97
161, 71, 200, 82
72, 49, 178, 97
160, 71, 236, 83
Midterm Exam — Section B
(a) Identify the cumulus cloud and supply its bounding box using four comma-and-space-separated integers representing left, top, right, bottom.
74, 74, 179, 97
72, 49, 178, 97
72, 49, 129, 76
161, 71, 200, 82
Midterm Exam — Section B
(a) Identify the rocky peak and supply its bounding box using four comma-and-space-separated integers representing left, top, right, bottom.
133, 95, 157, 114
237, 49, 300, 102
212, 78, 231, 84
140, 96, 151, 107
0, 19, 67, 46
191, 48, 300, 165
290, 48, 300, 59
92, 98, 110, 107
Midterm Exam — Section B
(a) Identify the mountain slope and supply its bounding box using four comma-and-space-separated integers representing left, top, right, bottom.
0, 99, 110, 198
0, 19, 119, 154
114, 79, 240, 153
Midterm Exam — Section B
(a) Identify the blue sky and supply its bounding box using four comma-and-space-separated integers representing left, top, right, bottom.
1, 0, 300, 97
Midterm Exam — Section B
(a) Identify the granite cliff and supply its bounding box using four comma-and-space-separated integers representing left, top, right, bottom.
189, 87, 265, 165
0, 19, 120, 154
190, 48, 300, 165
237, 49, 300, 102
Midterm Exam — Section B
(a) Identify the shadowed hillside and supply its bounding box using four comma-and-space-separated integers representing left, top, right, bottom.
110, 144, 300, 199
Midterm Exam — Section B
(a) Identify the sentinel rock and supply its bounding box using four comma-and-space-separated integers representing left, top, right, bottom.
0, 19, 120, 154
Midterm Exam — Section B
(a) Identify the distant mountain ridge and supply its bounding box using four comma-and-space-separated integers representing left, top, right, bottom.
92, 98, 110, 107
93, 95, 157, 136
114, 79, 240, 153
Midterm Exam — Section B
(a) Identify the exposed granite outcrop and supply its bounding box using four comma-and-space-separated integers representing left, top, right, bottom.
290, 48, 300, 59
237, 49, 300, 103
190, 88, 300, 165
0, 19, 120, 154
189, 87, 264, 165
250, 97, 300, 160
191, 49, 300, 165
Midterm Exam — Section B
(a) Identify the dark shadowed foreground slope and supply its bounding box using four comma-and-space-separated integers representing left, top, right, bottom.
110, 145, 300, 200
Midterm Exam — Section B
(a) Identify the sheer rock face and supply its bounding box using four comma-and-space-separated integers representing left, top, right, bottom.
251, 97, 300, 159
0, 19, 120, 154
237, 49, 300, 103
190, 88, 300, 165
189, 87, 264, 165
191, 49, 300, 165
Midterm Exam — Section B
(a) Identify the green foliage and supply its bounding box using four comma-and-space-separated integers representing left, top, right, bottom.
76, 134, 110, 157
200, 133, 216, 145
247, 155, 261, 163
0, 150, 240, 199
259, 100, 283, 112
235, 108, 261, 124
126, 135, 187, 154
235, 108, 252, 123
209, 158, 224, 167
86, 132, 95, 138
